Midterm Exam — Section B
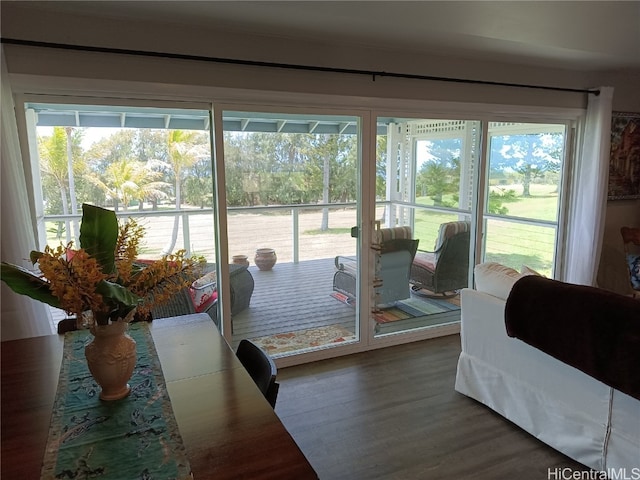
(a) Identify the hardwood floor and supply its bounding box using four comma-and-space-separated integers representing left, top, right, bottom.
275, 334, 591, 480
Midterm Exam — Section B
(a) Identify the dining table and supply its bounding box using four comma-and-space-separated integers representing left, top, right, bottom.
1, 313, 318, 479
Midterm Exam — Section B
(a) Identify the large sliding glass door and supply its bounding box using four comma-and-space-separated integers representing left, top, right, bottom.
372, 118, 478, 336
217, 110, 361, 355
370, 117, 569, 337
19, 97, 572, 360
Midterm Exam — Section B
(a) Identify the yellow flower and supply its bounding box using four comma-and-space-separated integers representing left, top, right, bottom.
2, 204, 206, 328
37, 243, 108, 317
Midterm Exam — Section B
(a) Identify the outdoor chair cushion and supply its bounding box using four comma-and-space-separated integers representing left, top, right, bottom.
190, 270, 218, 312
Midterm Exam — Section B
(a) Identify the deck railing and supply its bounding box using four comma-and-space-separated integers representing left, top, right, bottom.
41, 202, 361, 263
41, 201, 483, 266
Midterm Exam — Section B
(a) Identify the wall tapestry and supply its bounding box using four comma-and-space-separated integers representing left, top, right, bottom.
608, 111, 640, 200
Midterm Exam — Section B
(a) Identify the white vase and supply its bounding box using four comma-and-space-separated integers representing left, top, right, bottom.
85, 320, 137, 401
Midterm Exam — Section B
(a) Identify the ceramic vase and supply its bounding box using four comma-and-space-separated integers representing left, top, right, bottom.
232, 254, 250, 267
254, 248, 277, 271
85, 320, 137, 401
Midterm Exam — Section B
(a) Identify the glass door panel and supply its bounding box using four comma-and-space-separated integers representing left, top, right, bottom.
484, 219, 557, 276
221, 110, 360, 356
483, 122, 566, 276
25, 102, 215, 327
373, 118, 478, 337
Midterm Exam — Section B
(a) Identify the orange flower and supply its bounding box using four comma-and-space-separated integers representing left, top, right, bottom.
37, 243, 108, 317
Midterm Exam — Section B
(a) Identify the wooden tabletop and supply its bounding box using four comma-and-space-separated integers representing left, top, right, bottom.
1, 314, 317, 479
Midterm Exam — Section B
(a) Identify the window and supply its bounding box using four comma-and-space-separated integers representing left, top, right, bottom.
482, 122, 567, 276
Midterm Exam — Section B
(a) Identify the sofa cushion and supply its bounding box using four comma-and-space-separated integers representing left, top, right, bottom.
413, 251, 436, 272
474, 262, 523, 300
521, 265, 544, 277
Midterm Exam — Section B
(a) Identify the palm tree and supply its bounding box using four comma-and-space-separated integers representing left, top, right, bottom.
163, 130, 207, 254
39, 127, 84, 243
88, 159, 168, 211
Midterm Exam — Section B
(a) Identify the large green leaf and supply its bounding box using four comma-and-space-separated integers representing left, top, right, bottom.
95, 279, 140, 309
79, 203, 118, 274
0, 262, 61, 308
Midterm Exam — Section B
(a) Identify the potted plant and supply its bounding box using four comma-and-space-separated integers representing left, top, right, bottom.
1, 203, 205, 399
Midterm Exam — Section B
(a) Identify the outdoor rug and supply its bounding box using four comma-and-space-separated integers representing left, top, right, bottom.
330, 290, 460, 324
373, 296, 460, 323
251, 324, 356, 355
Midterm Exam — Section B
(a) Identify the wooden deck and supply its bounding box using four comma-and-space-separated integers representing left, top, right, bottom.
230, 257, 356, 347
230, 257, 460, 348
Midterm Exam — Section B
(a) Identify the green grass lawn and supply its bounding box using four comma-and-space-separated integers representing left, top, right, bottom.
413, 183, 559, 276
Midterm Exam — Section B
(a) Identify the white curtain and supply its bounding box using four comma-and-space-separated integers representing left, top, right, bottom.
564, 86, 614, 286
1, 47, 54, 340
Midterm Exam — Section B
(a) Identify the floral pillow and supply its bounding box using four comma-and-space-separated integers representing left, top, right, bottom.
627, 254, 640, 289
189, 271, 217, 313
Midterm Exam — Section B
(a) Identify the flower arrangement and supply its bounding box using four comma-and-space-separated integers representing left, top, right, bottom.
1, 204, 205, 328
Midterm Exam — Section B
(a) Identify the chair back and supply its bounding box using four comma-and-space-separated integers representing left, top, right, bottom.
236, 339, 279, 408
434, 221, 471, 264
150, 287, 196, 320
373, 226, 413, 244
372, 225, 419, 305
410, 220, 471, 294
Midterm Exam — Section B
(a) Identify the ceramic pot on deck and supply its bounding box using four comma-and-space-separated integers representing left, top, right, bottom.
232, 254, 250, 267
254, 248, 277, 271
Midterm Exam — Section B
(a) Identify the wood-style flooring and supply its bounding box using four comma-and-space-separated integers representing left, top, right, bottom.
275, 334, 592, 480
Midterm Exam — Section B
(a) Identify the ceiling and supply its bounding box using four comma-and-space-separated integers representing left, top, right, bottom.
3, 1, 640, 71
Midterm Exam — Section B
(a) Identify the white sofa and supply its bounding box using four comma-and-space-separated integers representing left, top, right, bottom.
454, 263, 640, 471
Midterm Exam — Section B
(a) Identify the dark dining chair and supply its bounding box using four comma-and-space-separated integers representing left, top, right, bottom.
236, 339, 280, 408
57, 317, 79, 334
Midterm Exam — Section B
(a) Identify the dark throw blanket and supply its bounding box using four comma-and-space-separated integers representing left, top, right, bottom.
505, 275, 640, 401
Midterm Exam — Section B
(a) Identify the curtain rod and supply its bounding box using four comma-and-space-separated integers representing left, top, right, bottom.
1, 37, 600, 96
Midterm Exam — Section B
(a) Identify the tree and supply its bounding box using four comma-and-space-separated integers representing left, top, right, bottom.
163, 130, 208, 254
416, 138, 461, 207
38, 127, 85, 242
183, 155, 214, 208
88, 159, 168, 211
414, 138, 461, 207
489, 133, 563, 197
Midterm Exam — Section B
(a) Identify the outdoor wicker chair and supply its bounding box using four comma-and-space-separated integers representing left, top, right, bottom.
410, 220, 471, 296
333, 226, 418, 306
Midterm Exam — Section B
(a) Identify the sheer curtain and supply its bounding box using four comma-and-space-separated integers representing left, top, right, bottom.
1, 47, 54, 340
564, 86, 614, 286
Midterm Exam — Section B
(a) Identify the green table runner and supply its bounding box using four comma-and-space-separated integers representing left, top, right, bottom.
41, 322, 192, 480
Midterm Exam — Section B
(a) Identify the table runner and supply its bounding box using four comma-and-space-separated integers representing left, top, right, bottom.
41, 322, 192, 480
